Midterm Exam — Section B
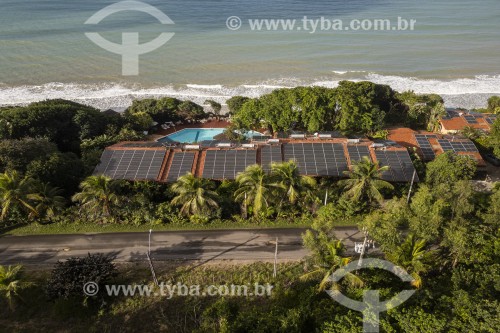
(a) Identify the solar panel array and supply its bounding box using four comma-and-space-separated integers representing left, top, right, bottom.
414, 134, 436, 160
463, 115, 478, 124
283, 143, 348, 176
374, 150, 418, 182
347, 145, 372, 164
442, 110, 460, 120
95, 150, 166, 180
438, 139, 478, 153
486, 115, 497, 125
166, 152, 195, 182
261, 145, 282, 172
452, 141, 478, 152
203, 150, 257, 179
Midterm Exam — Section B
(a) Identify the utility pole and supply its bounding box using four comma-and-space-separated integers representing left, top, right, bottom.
146, 229, 159, 286
357, 228, 369, 268
273, 237, 278, 278
407, 169, 417, 204
324, 191, 328, 206
148, 229, 152, 255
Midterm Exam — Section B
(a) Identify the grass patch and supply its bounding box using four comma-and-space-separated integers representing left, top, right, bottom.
4, 219, 317, 236
3, 213, 359, 236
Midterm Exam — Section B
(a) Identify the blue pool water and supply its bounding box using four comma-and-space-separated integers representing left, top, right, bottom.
159, 128, 263, 143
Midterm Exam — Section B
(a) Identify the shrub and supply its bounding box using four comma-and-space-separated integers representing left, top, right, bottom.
46, 253, 117, 301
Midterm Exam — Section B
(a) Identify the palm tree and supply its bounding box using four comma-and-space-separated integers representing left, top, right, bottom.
28, 183, 66, 221
234, 165, 277, 217
0, 170, 36, 221
386, 234, 431, 288
427, 102, 446, 132
0, 265, 29, 310
339, 157, 394, 205
301, 231, 363, 291
171, 173, 219, 216
72, 175, 120, 218
270, 161, 317, 206
460, 126, 483, 140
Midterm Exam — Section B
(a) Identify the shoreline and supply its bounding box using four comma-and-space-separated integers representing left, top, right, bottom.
1, 75, 500, 110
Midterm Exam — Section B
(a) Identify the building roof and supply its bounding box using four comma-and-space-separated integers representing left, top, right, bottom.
388, 127, 485, 167
439, 109, 496, 133
94, 136, 419, 183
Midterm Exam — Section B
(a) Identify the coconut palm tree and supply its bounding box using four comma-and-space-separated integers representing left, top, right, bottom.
72, 175, 120, 218
171, 173, 219, 217
427, 102, 446, 132
0, 170, 36, 221
234, 164, 277, 217
28, 183, 66, 221
301, 231, 363, 291
386, 234, 432, 288
0, 265, 29, 310
339, 157, 394, 205
460, 126, 483, 140
270, 161, 317, 206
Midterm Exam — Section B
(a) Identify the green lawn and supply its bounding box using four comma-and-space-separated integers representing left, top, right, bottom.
3, 217, 358, 236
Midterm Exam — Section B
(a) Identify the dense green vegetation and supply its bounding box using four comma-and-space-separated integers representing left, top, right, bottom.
1, 89, 499, 231
230, 82, 447, 135
0, 98, 210, 227
1, 89, 499, 332
2, 174, 499, 332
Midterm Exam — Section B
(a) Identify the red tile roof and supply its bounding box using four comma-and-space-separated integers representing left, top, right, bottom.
388, 127, 485, 167
439, 112, 494, 132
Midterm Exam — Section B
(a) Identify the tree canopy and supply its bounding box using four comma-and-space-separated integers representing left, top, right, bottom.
231, 82, 413, 135
125, 97, 206, 124
425, 152, 477, 187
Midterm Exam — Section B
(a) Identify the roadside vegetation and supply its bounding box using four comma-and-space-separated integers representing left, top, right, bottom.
2, 177, 499, 332
1, 87, 500, 235
0, 87, 499, 332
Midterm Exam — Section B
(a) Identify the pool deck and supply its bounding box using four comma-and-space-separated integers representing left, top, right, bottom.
148, 120, 230, 141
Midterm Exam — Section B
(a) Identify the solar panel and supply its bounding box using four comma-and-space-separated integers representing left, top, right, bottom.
375, 150, 418, 182
95, 150, 166, 180
166, 152, 195, 182
463, 115, 478, 124
347, 145, 372, 164
450, 142, 478, 153
442, 110, 460, 119
261, 145, 282, 172
202, 150, 256, 180
437, 139, 453, 152
414, 135, 436, 160
438, 139, 478, 153
283, 143, 348, 177
486, 117, 495, 125
94, 150, 114, 174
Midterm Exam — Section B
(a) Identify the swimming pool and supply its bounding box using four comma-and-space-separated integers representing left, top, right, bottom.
159, 128, 263, 143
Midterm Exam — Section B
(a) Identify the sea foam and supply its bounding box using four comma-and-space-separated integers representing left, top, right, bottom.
1, 74, 499, 111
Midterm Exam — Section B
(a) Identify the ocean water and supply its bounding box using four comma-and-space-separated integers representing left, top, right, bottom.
0, 0, 499, 109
